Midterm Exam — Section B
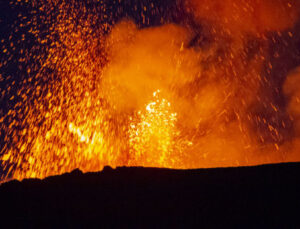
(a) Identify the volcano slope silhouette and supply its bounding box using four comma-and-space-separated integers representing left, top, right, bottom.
0, 163, 300, 228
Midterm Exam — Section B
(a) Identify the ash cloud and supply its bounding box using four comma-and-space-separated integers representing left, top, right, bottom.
186, 0, 300, 34
283, 67, 300, 160
99, 0, 300, 166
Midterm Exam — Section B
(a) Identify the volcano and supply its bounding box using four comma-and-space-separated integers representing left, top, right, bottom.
1, 0, 300, 227
1, 163, 300, 228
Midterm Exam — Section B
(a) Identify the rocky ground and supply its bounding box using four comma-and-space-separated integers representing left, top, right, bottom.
0, 163, 300, 228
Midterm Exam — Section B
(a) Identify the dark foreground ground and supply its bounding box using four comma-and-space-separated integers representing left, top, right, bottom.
0, 163, 300, 228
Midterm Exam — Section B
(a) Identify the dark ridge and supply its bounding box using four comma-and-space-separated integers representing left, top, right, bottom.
0, 163, 299, 228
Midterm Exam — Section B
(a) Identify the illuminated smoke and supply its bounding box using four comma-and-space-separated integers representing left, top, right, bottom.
283, 67, 300, 161
186, 0, 300, 33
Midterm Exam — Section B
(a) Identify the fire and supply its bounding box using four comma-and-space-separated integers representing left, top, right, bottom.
128, 90, 179, 167
1, 0, 300, 181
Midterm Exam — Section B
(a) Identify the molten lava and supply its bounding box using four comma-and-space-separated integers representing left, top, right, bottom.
1, 0, 300, 181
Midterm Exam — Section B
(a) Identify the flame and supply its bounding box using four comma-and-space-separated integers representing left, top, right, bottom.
1, 0, 300, 181
128, 90, 179, 167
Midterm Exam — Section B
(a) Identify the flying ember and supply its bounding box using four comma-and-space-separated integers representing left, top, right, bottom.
0, 0, 300, 181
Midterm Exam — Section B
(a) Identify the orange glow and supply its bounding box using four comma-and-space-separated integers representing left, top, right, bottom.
1, 0, 300, 181
187, 0, 300, 33
128, 90, 179, 167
